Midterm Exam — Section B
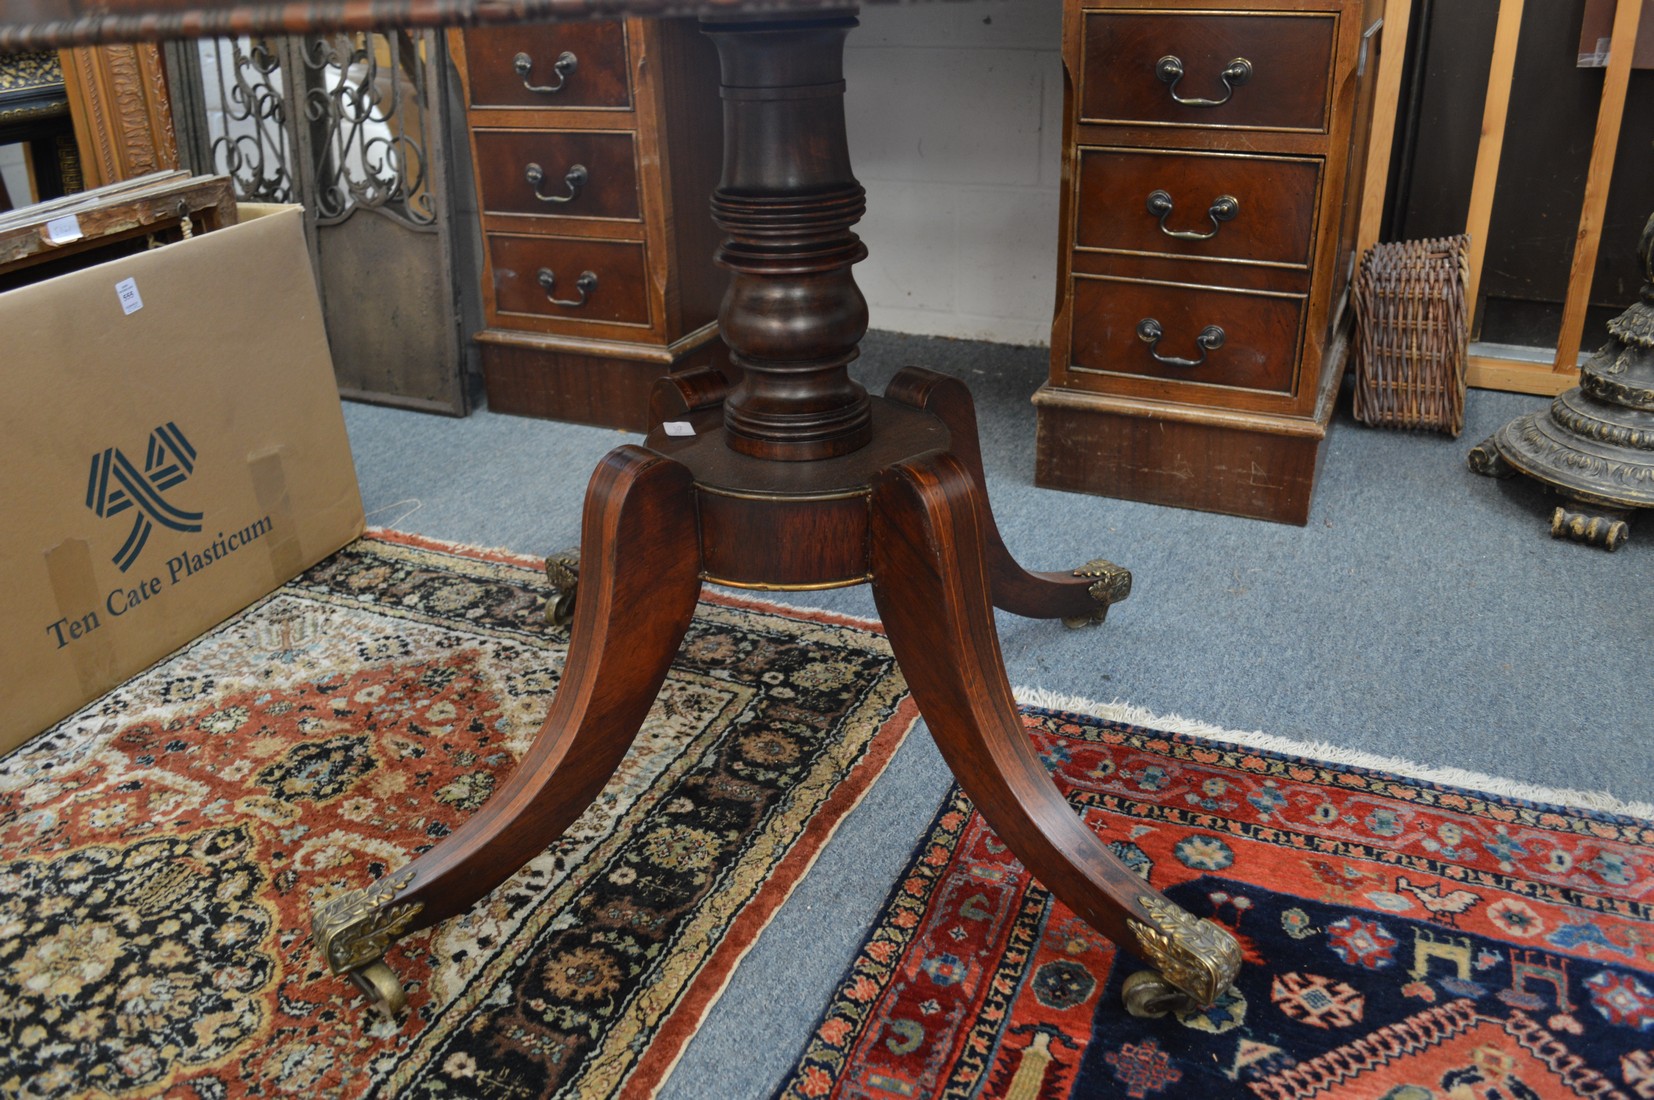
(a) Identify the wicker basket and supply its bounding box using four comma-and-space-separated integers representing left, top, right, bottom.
1351, 234, 1471, 436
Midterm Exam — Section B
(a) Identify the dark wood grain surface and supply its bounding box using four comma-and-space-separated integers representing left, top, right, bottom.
1040, 0, 1381, 524
0, 0, 928, 49
461, 20, 633, 109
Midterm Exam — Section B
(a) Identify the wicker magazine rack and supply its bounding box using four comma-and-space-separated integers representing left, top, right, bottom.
1352, 234, 1471, 436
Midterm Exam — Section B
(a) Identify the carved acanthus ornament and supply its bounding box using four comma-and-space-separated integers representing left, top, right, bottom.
310, 869, 424, 974
1128, 894, 1244, 1007
59, 42, 179, 188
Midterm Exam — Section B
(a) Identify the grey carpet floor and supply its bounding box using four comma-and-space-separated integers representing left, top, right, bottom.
340, 330, 1652, 1097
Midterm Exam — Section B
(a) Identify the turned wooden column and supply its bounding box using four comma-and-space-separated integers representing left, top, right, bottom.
703, 12, 873, 461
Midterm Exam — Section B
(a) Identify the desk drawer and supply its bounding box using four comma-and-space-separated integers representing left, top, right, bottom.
463, 22, 632, 110
489, 234, 652, 326
1079, 10, 1338, 133
473, 130, 642, 221
1068, 275, 1303, 395
1075, 147, 1321, 268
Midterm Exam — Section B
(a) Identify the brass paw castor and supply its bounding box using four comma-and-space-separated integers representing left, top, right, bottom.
1062, 558, 1133, 629
311, 871, 422, 1018
545, 549, 580, 626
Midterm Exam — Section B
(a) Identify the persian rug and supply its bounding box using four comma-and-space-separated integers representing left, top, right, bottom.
0, 530, 918, 1099
776, 703, 1654, 1100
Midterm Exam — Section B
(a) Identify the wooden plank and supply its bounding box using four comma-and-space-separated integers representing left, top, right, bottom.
1356, 0, 1413, 257
1463, 0, 1525, 316
1552, 0, 1644, 373
1466, 354, 1578, 395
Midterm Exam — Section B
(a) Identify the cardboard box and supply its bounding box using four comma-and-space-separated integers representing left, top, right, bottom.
1, 204, 365, 754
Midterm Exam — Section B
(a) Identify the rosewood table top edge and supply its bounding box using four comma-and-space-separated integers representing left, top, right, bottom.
0, 0, 946, 48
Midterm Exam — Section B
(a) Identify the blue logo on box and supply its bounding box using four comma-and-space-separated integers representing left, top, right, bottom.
85, 422, 204, 572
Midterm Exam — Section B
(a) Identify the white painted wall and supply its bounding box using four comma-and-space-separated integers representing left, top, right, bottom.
845, 0, 1065, 347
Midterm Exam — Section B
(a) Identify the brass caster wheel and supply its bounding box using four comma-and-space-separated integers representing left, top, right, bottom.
545, 549, 580, 626
1062, 607, 1109, 630
347, 960, 407, 1016
1122, 969, 1196, 1019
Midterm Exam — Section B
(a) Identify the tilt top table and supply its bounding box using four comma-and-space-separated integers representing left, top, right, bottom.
2, 0, 1242, 1019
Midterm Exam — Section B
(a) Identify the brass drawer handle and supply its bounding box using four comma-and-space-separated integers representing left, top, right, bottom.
537, 268, 598, 308
514, 49, 578, 94
1146, 190, 1238, 241
1137, 318, 1224, 368
525, 162, 588, 204
1154, 55, 1252, 108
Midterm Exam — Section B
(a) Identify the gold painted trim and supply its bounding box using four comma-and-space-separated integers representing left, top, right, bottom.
0, 101, 69, 125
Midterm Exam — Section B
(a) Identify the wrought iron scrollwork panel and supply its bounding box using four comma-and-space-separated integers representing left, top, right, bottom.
184, 30, 439, 229
295, 31, 437, 230
201, 36, 295, 205
169, 25, 468, 414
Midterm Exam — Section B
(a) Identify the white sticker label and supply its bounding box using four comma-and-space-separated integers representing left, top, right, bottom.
662, 421, 695, 437
44, 214, 82, 244
115, 278, 144, 316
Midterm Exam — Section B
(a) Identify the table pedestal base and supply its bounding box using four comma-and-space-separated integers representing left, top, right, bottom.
312, 366, 1241, 1020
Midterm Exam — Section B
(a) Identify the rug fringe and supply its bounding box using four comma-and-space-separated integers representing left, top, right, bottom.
1011, 686, 1654, 822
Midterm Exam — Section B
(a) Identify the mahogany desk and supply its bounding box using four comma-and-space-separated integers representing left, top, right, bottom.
1, 0, 1242, 1020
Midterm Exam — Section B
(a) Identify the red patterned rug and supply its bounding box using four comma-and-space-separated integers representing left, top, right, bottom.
775, 706, 1654, 1099
0, 530, 918, 1099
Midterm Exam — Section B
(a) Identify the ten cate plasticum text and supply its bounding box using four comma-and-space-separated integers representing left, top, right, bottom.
45, 516, 274, 649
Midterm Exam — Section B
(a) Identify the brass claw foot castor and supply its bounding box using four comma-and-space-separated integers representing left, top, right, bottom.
544, 549, 580, 627
1062, 558, 1133, 629
1122, 895, 1244, 1018
310, 872, 423, 1016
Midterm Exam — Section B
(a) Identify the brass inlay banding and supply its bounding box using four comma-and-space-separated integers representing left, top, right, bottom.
701, 573, 871, 592
694, 482, 871, 504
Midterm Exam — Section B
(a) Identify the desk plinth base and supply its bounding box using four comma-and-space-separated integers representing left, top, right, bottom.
311, 366, 1240, 1020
